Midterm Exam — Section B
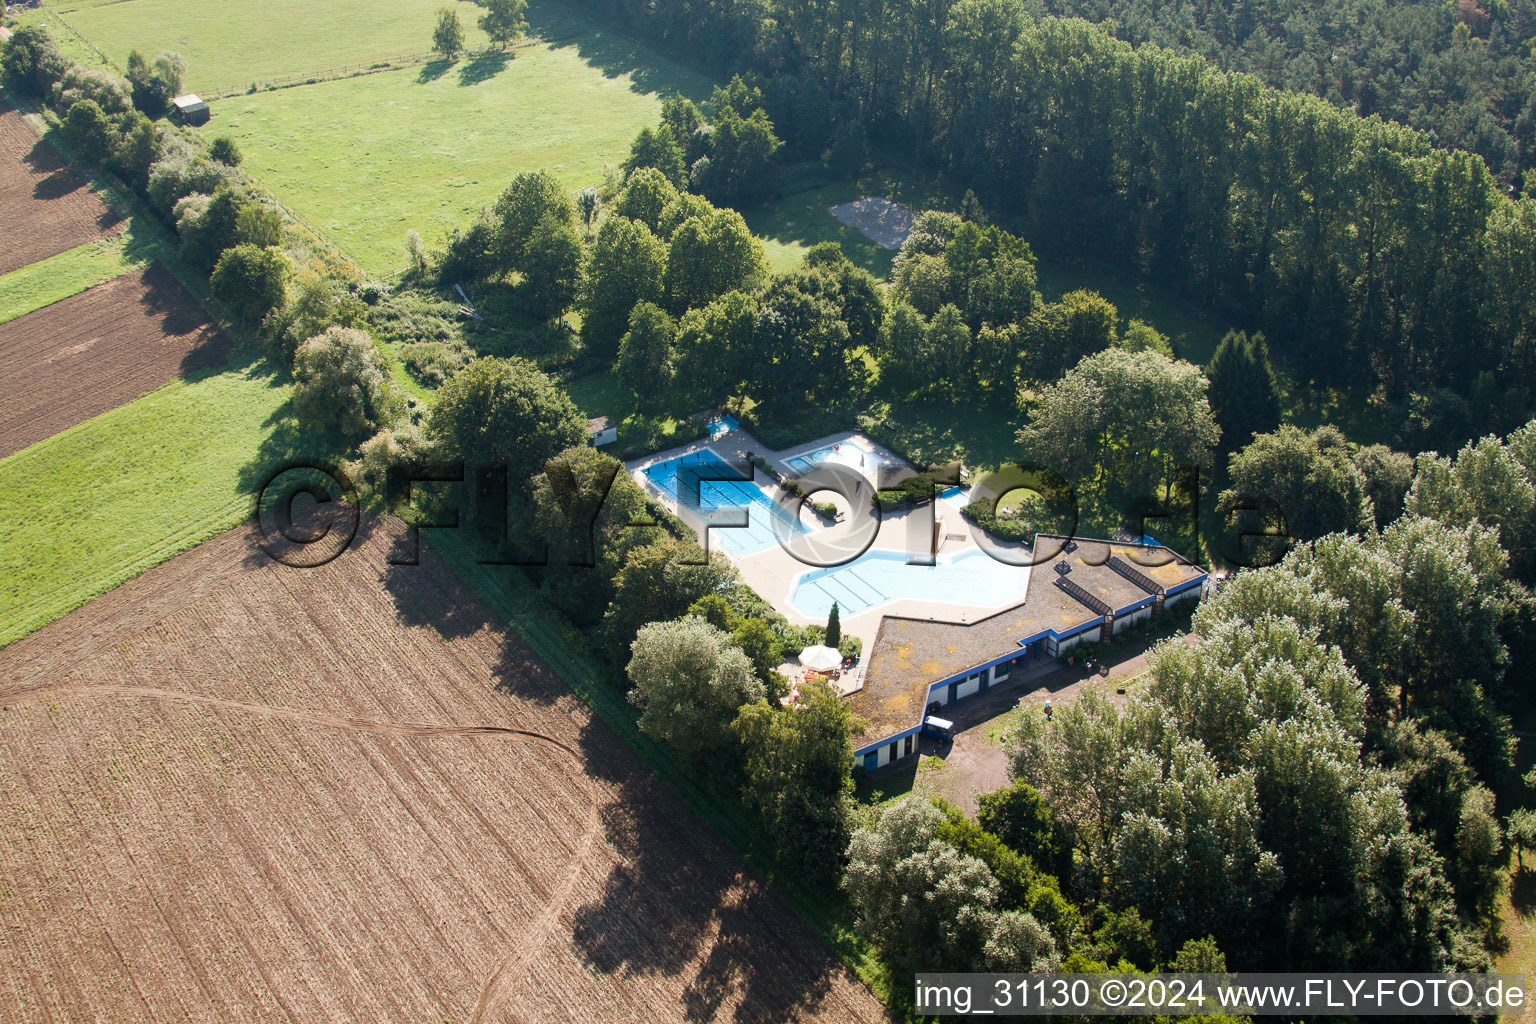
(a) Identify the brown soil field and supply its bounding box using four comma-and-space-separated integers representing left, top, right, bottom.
0, 515, 889, 1024
0, 102, 124, 276
0, 265, 231, 458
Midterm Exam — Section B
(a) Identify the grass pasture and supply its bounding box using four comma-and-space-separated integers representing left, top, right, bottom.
0, 236, 143, 326
31, 0, 496, 95
212, 19, 710, 275
0, 360, 302, 648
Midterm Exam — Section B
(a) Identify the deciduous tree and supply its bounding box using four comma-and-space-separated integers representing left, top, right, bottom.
616, 301, 677, 403
478, 0, 527, 49
733, 680, 862, 883
581, 216, 667, 361
291, 327, 397, 437
628, 616, 765, 753
427, 355, 586, 490
432, 8, 465, 59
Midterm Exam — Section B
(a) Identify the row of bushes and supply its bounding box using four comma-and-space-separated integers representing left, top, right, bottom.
1, 26, 308, 331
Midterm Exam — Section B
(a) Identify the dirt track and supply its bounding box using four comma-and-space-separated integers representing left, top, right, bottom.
0, 517, 888, 1024
0, 101, 124, 276
0, 265, 231, 457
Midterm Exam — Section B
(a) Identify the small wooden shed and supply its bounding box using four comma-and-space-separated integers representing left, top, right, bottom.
586, 416, 618, 447
172, 94, 211, 126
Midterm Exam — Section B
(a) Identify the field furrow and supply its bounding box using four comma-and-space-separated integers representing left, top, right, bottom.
0, 517, 887, 1023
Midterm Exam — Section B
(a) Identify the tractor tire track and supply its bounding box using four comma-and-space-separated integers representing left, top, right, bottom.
0, 681, 600, 1024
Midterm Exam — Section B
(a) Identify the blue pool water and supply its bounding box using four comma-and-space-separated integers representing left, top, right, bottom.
643, 449, 806, 555
706, 414, 741, 436
791, 547, 1029, 617
784, 440, 876, 477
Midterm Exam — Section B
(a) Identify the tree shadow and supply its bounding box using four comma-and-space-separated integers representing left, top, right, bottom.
375, 526, 532, 645
416, 57, 454, 84
126, 264, 238, 376
1511, 866, 1536, 917
458, 49, 510, 86
568, 718, 855, 1022
522, 0, 711, 103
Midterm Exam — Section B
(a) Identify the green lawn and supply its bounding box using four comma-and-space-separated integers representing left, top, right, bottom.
0, 359, 308, 647
31, 0, 497, 95
211, 22, 709, 276
0, 237, 145, 326
745, 170, 952, 279
564, 367, 704, 456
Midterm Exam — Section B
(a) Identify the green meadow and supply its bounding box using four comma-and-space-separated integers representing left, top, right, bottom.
0, 237, 145, 326
213, 26, 709, 275
0, 361, 306, 647
31, 0, 495, 95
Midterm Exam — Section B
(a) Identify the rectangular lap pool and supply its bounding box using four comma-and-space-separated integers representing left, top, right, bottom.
642, 449, 807, 556
791, 547, 1029, 618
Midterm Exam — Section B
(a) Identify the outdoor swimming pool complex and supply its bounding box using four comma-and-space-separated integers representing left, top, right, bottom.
790, 548, 1029, 618
642, 450, 807, 555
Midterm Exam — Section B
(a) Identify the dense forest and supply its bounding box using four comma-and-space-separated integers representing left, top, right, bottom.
569, 0, 1536, 449
1026, 0, 1536, 186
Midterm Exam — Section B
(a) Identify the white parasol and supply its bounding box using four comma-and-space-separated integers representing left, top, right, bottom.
799, 645, 843, 671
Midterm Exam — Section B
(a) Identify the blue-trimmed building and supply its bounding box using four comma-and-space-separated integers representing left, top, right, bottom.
846, 535, 1208, 772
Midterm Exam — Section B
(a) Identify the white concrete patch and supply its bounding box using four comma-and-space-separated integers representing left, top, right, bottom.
828, 197, 916, 250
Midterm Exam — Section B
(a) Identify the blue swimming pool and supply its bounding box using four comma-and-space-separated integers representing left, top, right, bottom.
706, 414, 740, 437
784, 439, 879, 478
643, 449, 806, 555
791, 547, 1029, 617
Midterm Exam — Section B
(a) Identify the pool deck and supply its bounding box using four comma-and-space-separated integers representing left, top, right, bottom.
627, 425, 1035, 692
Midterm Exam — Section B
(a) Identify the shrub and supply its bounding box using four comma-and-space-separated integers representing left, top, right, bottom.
210, 243, 290, 325
208, 136, 242, 165
53, 66, 132, 115
291, 326, 397, 437
177, 187, 246, 269
400, 339, 471, 387
960, 490, 1064, 544
236, 203, 284, 249
347, 423, 435, 505
146, 136, 235, 215
260, 273, 366, 366
873, 467, 963, 512
60, 99, 113, 164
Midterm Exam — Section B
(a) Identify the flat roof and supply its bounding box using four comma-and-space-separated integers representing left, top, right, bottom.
848, 535, 1205, 749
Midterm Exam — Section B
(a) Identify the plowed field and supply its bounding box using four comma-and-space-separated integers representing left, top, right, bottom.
0, 516, 888, 1024
0, 102, 123, 276
0, 265, 230, 458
